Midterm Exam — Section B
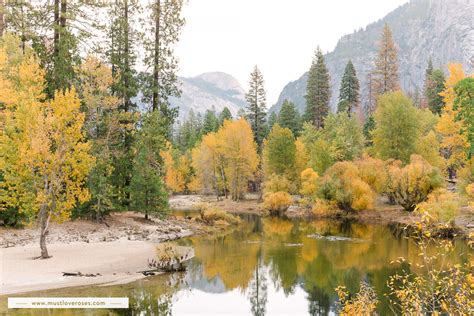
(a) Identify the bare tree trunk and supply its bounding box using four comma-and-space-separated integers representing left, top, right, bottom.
39, 204, 51, 259
152, 0, 160, 111
0, 0, 4, 38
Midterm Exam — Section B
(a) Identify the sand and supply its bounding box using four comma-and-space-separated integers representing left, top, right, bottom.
0, 240, 158, 295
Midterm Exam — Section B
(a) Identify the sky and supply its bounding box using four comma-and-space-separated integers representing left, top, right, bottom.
175, 0, 409, 105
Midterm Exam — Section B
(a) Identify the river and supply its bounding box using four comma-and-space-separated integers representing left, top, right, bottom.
4, 212, 472, 315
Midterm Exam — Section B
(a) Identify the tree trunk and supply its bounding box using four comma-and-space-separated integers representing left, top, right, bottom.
54, 0, 60, 58
0, 0, 5, 38
123, 0, 130, 112
39, 204, 51, 259
152, 0, 160, 111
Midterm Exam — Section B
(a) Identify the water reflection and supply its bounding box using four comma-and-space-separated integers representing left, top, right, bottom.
3, 216, 471, 315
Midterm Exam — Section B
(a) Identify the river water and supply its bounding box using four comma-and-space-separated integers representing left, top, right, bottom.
4, 213, 472, 315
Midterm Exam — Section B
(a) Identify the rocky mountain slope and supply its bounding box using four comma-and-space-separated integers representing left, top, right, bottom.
170, 72, 246, 120
270, 0, 474, 114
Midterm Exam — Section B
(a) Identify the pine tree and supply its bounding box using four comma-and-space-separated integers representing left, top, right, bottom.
372, 24, 399, 106
130, 111, 169, 220
202, 109, 219, 134
267, 112, 278, 131
425, 68, 446, 115
278, 99, 301, 137
338, 60, 360, 115
245, 65, 267, 147
218, 107, 232, 125
304, 47, 331, 129
142, 0, 185, 126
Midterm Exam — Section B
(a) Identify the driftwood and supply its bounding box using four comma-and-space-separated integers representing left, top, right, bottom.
137, 245, 194, 275
62, 272, 102, 277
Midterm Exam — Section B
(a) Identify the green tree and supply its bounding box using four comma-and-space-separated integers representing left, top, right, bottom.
278, 99, 301, 136
372, 24, 399, 105
142, 0, 185, 126
245, 65, 268, 147
453, 78, 474, 159
372, 92, 420, 163
202, 109, 219, 135
338, 60, 360, 115
130, 111, 169, 220
263, 124, 296, 178
267, 111, 278, 131
304, 47, 331, 128
218, 107, 232, 125
425, 69, 446, 115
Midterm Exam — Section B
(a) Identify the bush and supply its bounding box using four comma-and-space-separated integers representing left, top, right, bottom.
299, 168, 319, 198
416, 189, 461, 224
263, 191, 293, 215
200, 207, 241, 225
264, 173, 296, 194
465, 183, 474, 208
311, 199, 338, 217
386, 155, 443, 212
336, 282, 378, 316
354, 155, 387, 193
318, 161, 375, 212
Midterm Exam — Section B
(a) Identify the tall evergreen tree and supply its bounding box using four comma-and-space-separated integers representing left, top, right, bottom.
245, 65, 268, 147
202, 109, 219, 134
267, 111, 278, 131
278, 99, 301, 137
142, 0, 185, 126
338, 60, 360, 116
425, 68, 446, 115
218, 107, 232, 125
372, 24, 399, 107
304, 47, 331, 129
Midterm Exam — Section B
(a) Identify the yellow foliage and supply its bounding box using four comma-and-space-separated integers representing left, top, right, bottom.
436, 63, 469, 177
161, 145, 194, 194
417, 189, 461, 224
311, 199, 338, 217
354, 154, 387, 193
191, 132, 223, 195
415, 130, 444, 170
264, 173, 295, 194
200, 206, 241, 225
386, 155, 443, 212
319, 161, 375, 212
216, 118, 259, 200
336, 282, 378, 316
465, 183, 474, 208
263, 191, 293, 214
299, 168, 319, 198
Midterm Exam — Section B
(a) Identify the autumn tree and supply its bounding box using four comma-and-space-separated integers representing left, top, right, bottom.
142, 0, 185, 125
338, 60, 360, 115
372, 24, 399, 106
1, 53, 94, 258
278, 100, 301, 137
436, 63, 469, 178
130, 111, 169, 219
372, 92, 420, 163
304, 47, 331, 128
192, 132, 224, 196
245, 65, 268, 147
75, 56, 121, 220
216, 118, 259, 201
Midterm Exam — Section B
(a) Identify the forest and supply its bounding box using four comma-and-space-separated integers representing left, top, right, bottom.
0, 1, 473, 315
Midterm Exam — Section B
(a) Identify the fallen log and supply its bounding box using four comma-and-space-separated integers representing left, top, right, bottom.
62, 272, 102, 277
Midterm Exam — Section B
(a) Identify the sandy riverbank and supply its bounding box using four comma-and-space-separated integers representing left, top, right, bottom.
0, 240, 157, 295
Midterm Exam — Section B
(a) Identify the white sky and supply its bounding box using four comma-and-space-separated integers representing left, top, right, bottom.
175, 0, 409, 105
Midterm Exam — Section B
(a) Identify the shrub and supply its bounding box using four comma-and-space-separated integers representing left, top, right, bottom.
416, 189, 461, 224
263, 191, 293, 215
200, 207, 241, 225
465, 183, 474, 208
336, 282, 378, 316
311, 199, 338, 217
264, 173, 296, 194
299, 168, 319, 198
387, 155, 443, 212
354, 155, 387, 193
318, 161, 375, 212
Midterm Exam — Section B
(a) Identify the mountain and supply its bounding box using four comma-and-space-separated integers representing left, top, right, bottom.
270, 0, 474, 115
170, 72, 247, 120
